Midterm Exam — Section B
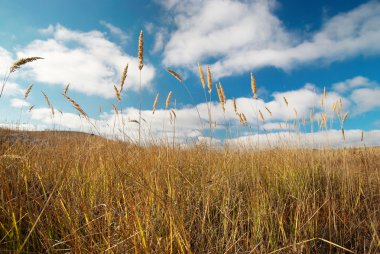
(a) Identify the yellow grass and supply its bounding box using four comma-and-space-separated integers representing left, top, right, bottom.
0, 128, 379, 253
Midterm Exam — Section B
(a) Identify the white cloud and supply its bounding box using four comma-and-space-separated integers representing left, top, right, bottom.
0, 47, 13, 74
152, 28, 168, 54
100, 20, 129, 44
16, 24, 155, 98
22, 106, 380, 148
0, 82, 25, 97
225, 129, 379, 148
332, 76, 376, 93
11, 98, 30, 108
350, 87, 380, 114
160, 0, 380, 78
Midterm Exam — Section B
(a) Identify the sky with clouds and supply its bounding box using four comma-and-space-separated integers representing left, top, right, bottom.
0, 0, 379, 147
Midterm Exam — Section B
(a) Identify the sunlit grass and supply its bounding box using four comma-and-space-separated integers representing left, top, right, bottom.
0, 129, 379, 253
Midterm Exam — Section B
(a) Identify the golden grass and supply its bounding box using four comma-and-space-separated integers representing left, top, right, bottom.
138, 31, 144, 71
0, 32, 379, 254
0, 128, 378, 253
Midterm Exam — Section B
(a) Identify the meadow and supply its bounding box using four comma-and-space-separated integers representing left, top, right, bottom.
0, 32, 379, 253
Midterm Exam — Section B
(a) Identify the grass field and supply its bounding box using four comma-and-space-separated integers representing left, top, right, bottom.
0, 33, 379, 253
0, 128, 379, 253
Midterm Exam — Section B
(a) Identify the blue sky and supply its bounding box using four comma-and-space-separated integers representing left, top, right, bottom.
0, 0, 379, 146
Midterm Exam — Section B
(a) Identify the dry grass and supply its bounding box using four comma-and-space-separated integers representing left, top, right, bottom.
1, 33, 379, 254
1, 128, 378, 253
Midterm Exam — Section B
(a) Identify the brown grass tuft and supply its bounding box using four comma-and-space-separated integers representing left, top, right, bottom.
152, 93, 159, 114
24, 84, 33, 99
10, 57, 43, 73
166, 68, 183, 82
198, 63, 205, 89
138, 31, 144, 70
62, 94, 88, 118
166, 91, 172, 109
251, 72, 257, 99
114, 85, 121, 102
120, 64, 128, 92
207, 66, 212, 94
63, 83, 70, 96
42, 91, 54, 117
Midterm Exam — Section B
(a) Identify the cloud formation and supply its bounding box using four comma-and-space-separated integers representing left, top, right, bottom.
17, 24, 155, 98
100, 20, 129, 45
160, 0, 380, 78
12, 75, 377, 147
10, 98, 30, 108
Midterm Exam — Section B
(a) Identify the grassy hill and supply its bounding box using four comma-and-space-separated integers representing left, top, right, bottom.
0, 128, 379, 253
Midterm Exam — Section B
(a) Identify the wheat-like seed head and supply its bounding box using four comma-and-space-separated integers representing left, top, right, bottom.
259, 110, 264, 122
216, 83, 225, 112
24, 84, 33, 99
111, 104, 118, 115
113, 85, 121, 102
323, 86, 326, 98
233, 97, 237, 113
166, 91, 172, 109
239, 113, 248, 125
283, 97, 288, 107
343, 112, 349, 123
320, 97, 324, 108
207, 66, 212, 94
341, 128, 345, 140
171, 110, 176, 119
320, 113, 327, 128
120, 64, 128, 92
251, 72, 257, 99
152, 93, 159, 114
10, 57, 43, 73
265, 106, 272, 116
166, 68, 183, 82
28, 105, 34, 112
63, 94, 89, 118
138, 31, 144, 70
293, 108, 298, 118
361, 131, 364, 142
63, 83, 70, 96
198, 63, 205, 89
42, 91, 54, 117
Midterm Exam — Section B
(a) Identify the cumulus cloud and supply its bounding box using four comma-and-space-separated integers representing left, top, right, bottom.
24, 105, 380, 148
350, 87, 380, 114
0, 47, 13, 74
11, 98, 30, 108
160, 0, 380, 78
0, 82, 25, 97
16, 24, 155, 98
225, 129, 379, 149
100, 20, 129, 44
332, 76, 377, 93
2, 73, 377, 147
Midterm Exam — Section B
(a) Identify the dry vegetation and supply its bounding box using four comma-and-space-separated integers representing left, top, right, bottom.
0, 129, 379, 253
0, 32, 379, 253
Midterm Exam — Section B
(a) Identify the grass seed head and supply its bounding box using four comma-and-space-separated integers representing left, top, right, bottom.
120, 63, 128, 92
166, 68, 183, 82
198, 63, 205, 89
10, 57, 43, 73
138, 31, 144, 70
152, 93, 159, 114
24, 84, 33, 99
207, 66, 212, 94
